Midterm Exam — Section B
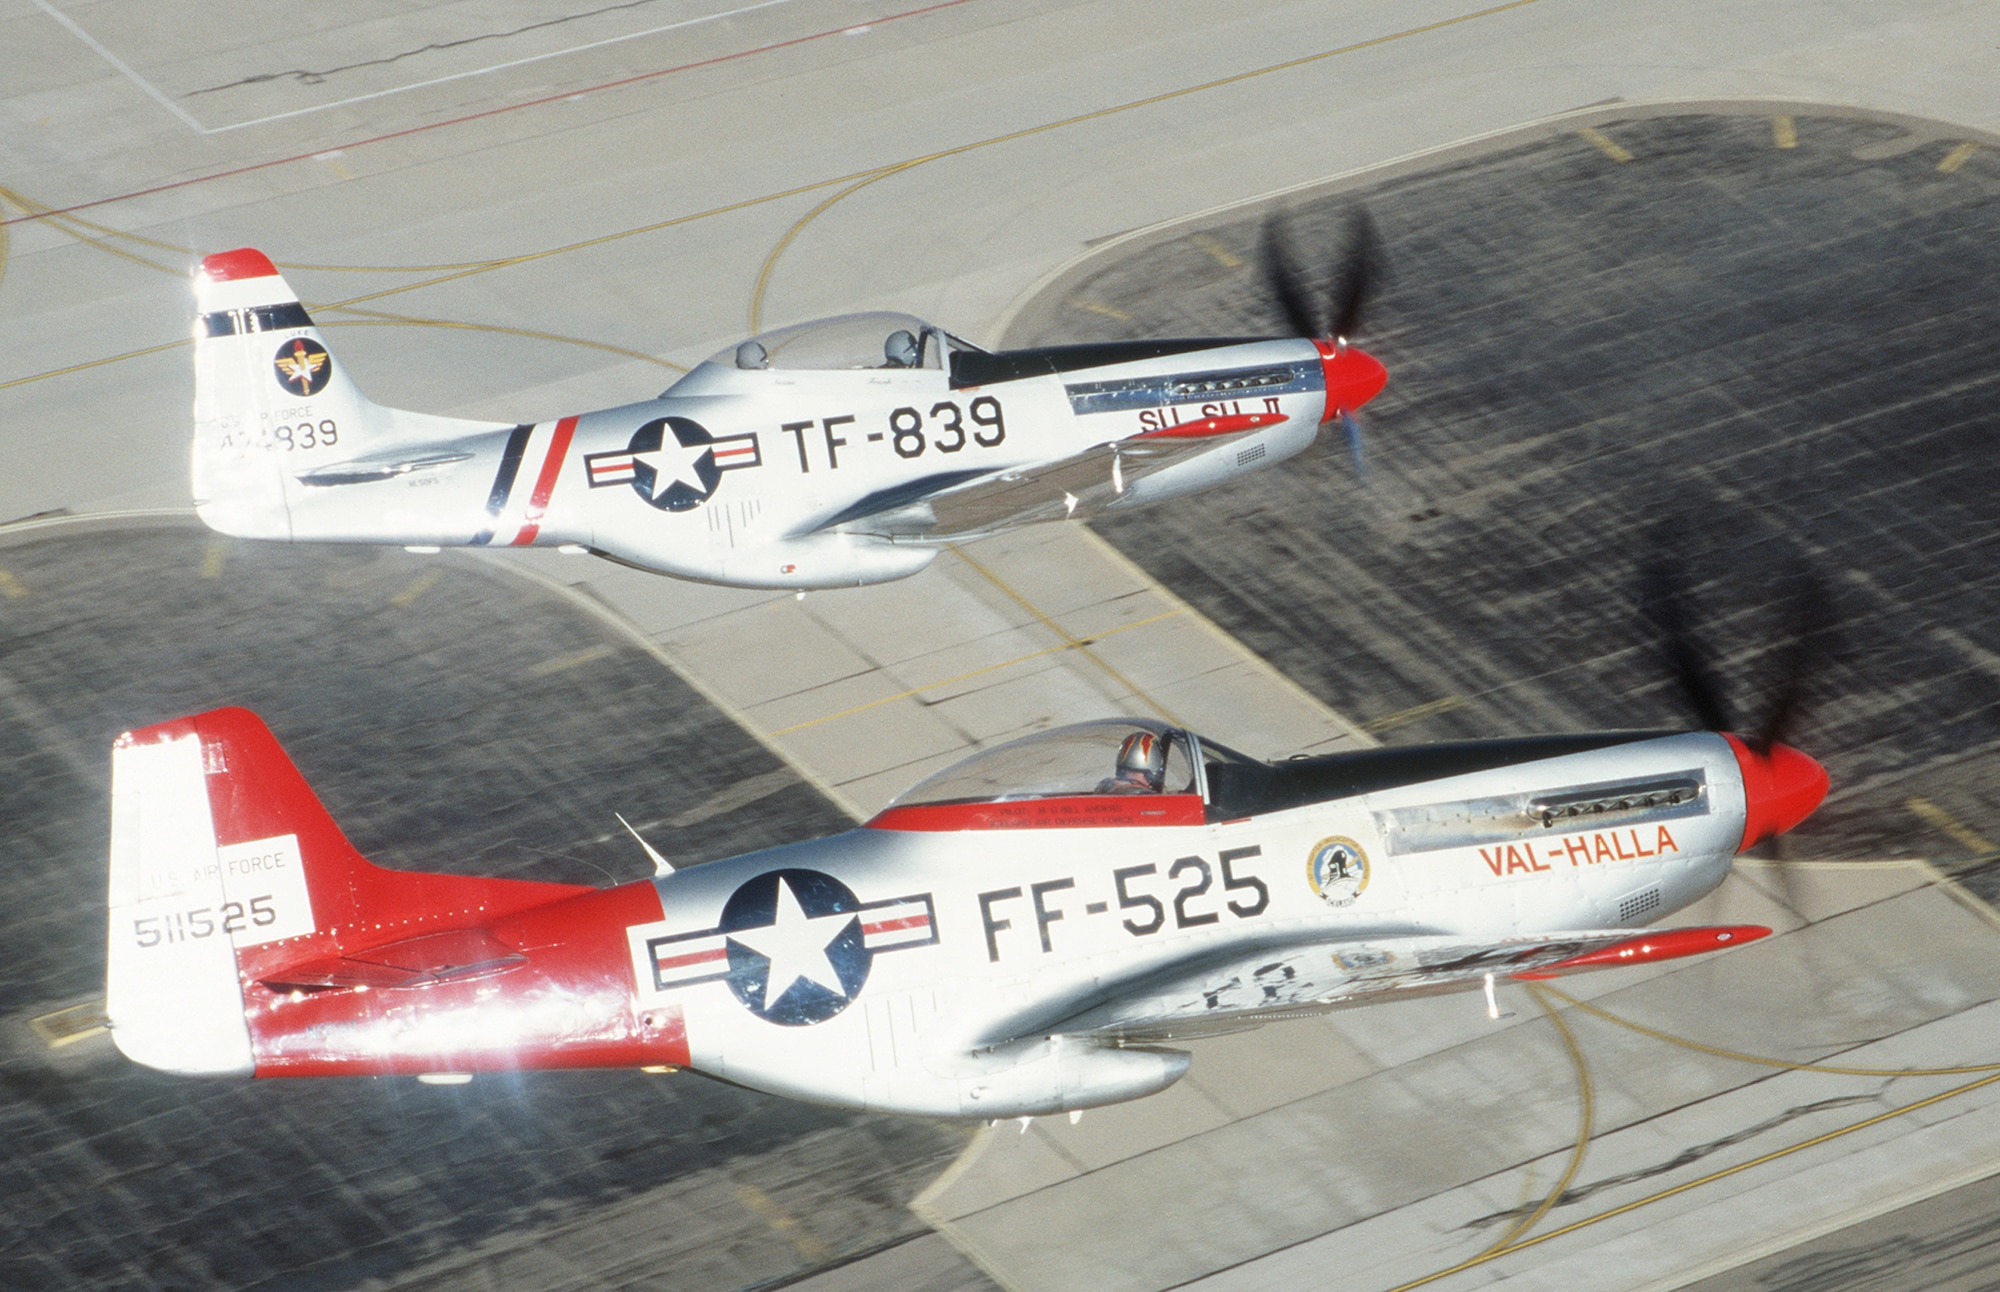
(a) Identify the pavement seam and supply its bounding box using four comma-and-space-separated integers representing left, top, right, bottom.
0, 0, 986, 228
931, 891, 2000, 1283
945, 541, 1184, 725
1075, 527, 1376, 749
475, 553, 868, 822
766, 607, 1183, 736
1631, 1154, 2000, 1292
909, 1124, 1030, 1292
1381, 1069, 2000, 1292
5, 0, 1559, 397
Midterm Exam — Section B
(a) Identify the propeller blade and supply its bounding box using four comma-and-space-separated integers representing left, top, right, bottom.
1751, 566, 1834, 752
1329, 207, 1381, 343
1258, 217, 1321, 339
1340, 413, 1368, 481
1639, 558, 1732, 733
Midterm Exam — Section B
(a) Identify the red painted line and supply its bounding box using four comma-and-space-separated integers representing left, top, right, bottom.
1131, 411, 1287, 440
511, 415, 578, 545
862, 915, 930, 934
868, 794, 1207, 831
1512, 925, 1772, 980
654, 945, 729, 970
3, 0, 980, 228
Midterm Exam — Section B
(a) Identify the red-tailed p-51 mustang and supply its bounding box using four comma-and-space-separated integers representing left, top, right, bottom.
106, 704, 1826, 1119
187, 225, 1385, 590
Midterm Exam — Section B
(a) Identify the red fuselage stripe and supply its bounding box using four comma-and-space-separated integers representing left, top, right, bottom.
512, 416, 578, 545
653, 945, 729, 970
863, 915, 930, 934
867, 794, 1207, 831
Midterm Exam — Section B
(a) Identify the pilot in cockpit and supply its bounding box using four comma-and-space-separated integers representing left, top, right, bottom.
883, 329, 921, 368
1098, 731, 1167, 795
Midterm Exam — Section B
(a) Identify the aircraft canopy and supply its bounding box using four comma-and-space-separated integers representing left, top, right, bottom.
711, 312, 974, 372
886, 719, 1208, 807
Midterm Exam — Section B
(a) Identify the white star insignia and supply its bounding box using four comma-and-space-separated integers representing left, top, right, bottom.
631, 435, 712, 501
729, 876, 855, 1008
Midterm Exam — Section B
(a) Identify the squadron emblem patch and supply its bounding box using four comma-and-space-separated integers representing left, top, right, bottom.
273, 337, 331, 397
585, 416, 760, 512
1307, 836, 1370, 908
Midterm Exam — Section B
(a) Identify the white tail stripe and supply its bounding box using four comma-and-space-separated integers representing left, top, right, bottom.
106, 733, 254, 1076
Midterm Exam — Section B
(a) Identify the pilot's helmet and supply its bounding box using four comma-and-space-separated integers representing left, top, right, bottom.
884, 329, 920, 367
736, 340, 770, 370
1116, 731, 1168, 790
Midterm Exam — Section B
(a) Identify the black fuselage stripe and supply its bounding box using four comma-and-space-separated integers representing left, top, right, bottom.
471, 424, 535, 545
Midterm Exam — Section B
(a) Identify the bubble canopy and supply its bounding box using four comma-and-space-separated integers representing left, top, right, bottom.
709, 312, 975, 372
885, 720, 1206, 807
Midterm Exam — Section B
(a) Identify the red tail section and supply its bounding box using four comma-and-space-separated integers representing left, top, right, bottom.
183, 706, 594, 983
110, 708, 686, 1078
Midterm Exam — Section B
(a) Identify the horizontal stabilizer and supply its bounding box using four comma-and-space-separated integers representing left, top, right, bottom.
106, 707, 598, 1075
260, 928, 526, 991
191, 247, 516, 545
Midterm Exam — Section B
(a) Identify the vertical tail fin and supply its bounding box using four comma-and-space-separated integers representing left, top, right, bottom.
190, 249, 513, 541
192, 250, 379, 538
105, 723, 257, 1074
106, 708, 595, 1076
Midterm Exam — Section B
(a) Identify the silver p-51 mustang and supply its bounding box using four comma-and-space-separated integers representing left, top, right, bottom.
190, 239, 1386, 590
107, 704, 1825, 1118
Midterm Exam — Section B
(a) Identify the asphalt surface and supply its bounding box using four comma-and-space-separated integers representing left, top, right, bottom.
4, 101, 1999, 1291
995, 107, 2000, 1287
1685, 1165, 2000, 1292
1014, 109, 2000, 873
0, 525, 967, 1290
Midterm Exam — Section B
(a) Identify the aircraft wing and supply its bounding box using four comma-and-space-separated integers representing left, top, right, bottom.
1018, 924, 1767, 1045
817, 412, 1288, 540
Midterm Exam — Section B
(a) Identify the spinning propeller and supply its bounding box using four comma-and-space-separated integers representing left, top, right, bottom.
1259, 207, 1388, 477
1639, 554, 1832, 855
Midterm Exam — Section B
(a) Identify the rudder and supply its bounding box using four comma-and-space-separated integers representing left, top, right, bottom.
192, 249, 378, 539
190, 249, 514, 543
106, 707, 594, 1075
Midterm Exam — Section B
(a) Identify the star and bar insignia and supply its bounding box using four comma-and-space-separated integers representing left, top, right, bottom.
632, 869, 936, 1027
586, 415, 761, 512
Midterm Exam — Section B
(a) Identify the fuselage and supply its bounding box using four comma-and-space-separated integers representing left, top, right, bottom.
257, 337, 1340, 588
239, 730, 1753, 1117
190, 253, 1387, 590
575, 337, 1333, 586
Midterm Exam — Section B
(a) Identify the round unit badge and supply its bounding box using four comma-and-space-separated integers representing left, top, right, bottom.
1306, 836, 1370, 907
273, 337, 331, 397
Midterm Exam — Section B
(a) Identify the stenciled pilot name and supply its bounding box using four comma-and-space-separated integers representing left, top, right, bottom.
1477, 824, 1682, 877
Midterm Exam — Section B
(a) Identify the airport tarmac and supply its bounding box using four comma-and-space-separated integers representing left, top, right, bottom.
885, 105, 2000, 1292
0, 522, 969, 1290
3, 2, 1999, 1289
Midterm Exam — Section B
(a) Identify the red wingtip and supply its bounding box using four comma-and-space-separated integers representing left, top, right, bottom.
199, 248, 280, 282
1725, 735, 1830, 852
1514, 924, 1772, 979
